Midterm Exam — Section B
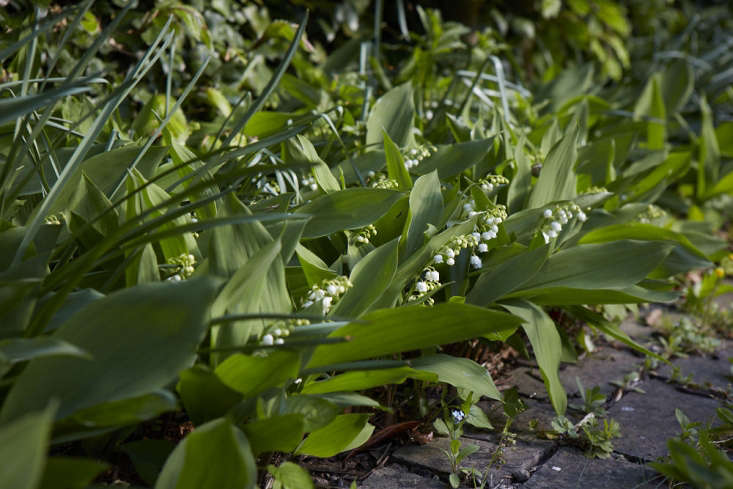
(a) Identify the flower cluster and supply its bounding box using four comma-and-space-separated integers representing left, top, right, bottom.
408, 266, 441, 305
582, 186, 608, 195
167, 253, 196, 281
350, 224, 377, 245
637, 204, 665, 223
403, 144, 436, 169
369, 174, 399, 190
478, 174, 510, 193
301, 276, 353, 314
260, 318, 311, 346
433, 234, 480, 267
301, 175, 318, 191
540, 203, 588, 244
451, 409, 466, 424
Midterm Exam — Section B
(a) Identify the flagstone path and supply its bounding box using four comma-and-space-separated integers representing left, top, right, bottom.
353, 296, 733, 489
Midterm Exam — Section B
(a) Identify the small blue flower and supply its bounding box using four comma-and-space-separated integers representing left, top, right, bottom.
451, 409, 465, 424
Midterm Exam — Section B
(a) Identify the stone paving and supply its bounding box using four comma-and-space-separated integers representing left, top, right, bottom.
357, 307, 732, 488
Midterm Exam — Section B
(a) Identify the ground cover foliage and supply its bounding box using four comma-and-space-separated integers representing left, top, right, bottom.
0, 0, 731, 487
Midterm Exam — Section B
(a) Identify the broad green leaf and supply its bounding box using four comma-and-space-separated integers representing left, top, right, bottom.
243, 415, 305, 455
0, 403, 55, 489
281, 395, 340, 432
296, 413, 372, 457
516, 240, 674, 292
0, 337, 89, 365
267, 462, 314, 489
579, 223, 707, 258
121, 440, 175, 486
1, 278, 219, 422
634, 75, 666, 150
301, 367, 436, 394
330, 238, 399, 318
55, 390, 177, 434
307, 303, 521, 368
383, 130, 412, 190
404, 171, 443, 257
411, 354, 502, 401
215, 351, 300, 398
209, 196, 292, 352
413, 139, 493, 179
626, 151, 690, 201
527, 125, 579, 208
716, 122, 733, 158
154, 418, 256, 489
366, 83, 415, 148
659, 59, 693, 115
48, 145, 167, 214
507, 137, 533, 212
501, 301, 566, 415
177, 366, 242, 426
0, 82, 91, 126
296, 244, 338, 287
40, 457, 109, 489
285, 135, 339, 193
517, 285, 678, 305
708, 170, 733, 198
698, 96, 720, 199
467, 245, 550, 306
212, 239, 282, 318
297, 188, 403, 238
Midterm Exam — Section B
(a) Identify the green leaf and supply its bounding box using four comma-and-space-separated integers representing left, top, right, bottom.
154, 418, 256, 489
0, 82, 91, 126
515, 285, 678, 305
383, 130, 412, 190
1, 278, 219, 422
243, 415, 305, 456
306, 303, 521, 368
40, 457, 109, 489
507, 137, 533, 212
634, 75, 666, 150
297, 188, 403, 238
515, 240, 674, 292
413, 139, 492, 179
715, 122, 733, 158
296, 244, 338, 287
0, 337, 89, 364
177, 366, 242, 426
301, 367, 436, 394
121, 440, 175, 486
0, 403, 55, 489
330, 238, 399, 318
366, 83, 415, 148
411, 354, 502, 401
698, 96, 721, 199
215, 351, 300, 398
209, 196, 292, 354
404, 171, 444, 257
281, 395, 340, 432
296, 414, 373, 457
268, 462, 314, 489
528, 125, 579, 208
212, 239, 282, 320
467, 245, 550, 306
708, 170, 733, 198
54, 390, 178, 438
286, 135, 339, 193
659, 59, 693, 115
501, 301, 566, 415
